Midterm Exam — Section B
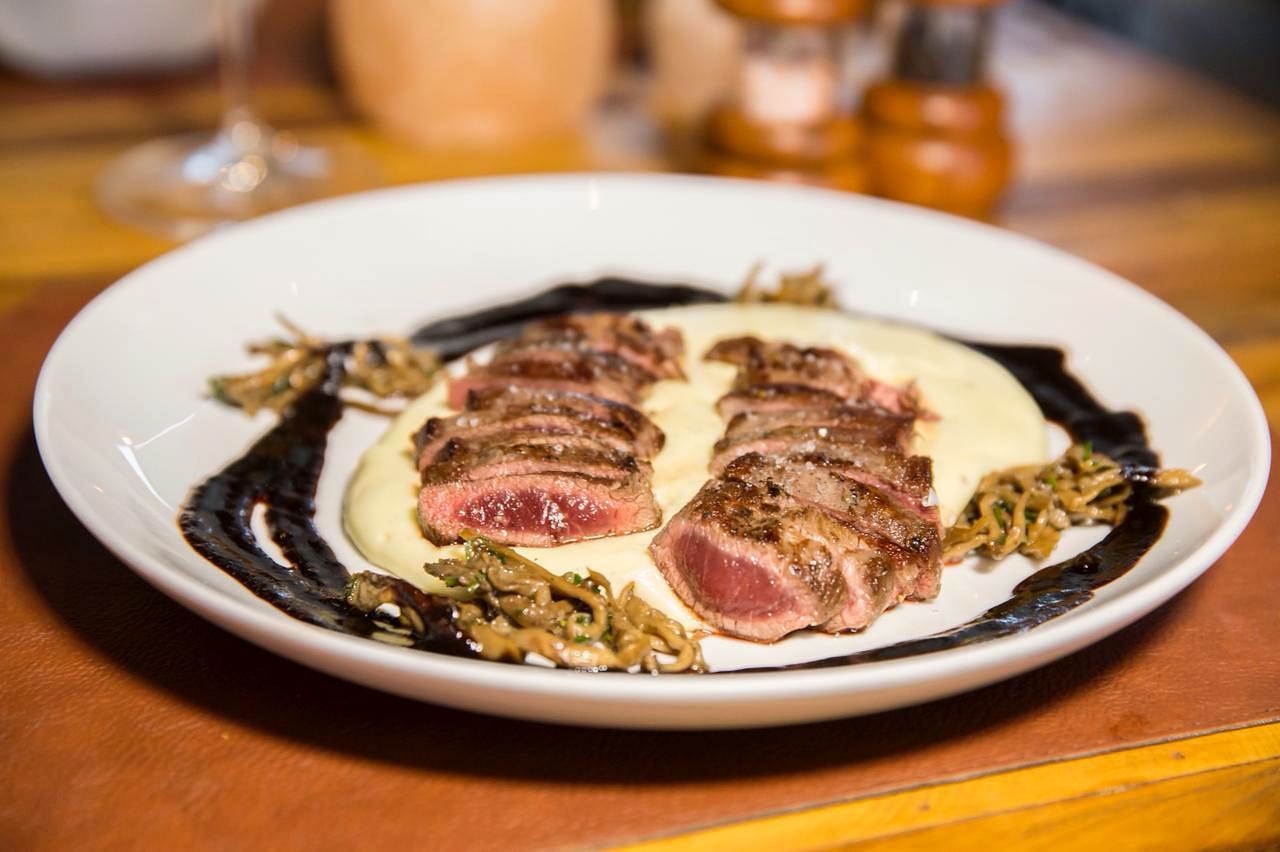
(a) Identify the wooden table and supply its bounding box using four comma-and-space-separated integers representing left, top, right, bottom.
2, 3, 1277, 848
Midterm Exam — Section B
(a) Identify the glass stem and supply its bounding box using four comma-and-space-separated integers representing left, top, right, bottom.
217, 0, 261, 138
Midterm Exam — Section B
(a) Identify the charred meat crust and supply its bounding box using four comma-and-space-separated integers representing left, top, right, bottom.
414, 408, 658, 468
509, 313, 686, 379
421, 441, 648, 486
706, 336, 865, 399
708, 336, 924, 418
720, 453, 940, 569
465, 386, 665, 453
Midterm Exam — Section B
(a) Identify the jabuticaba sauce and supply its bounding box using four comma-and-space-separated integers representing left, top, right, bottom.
178, 279, 1168, 672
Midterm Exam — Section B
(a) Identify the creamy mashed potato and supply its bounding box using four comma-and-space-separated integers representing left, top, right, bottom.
343, 303, 1047, 627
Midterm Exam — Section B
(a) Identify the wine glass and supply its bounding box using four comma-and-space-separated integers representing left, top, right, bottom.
96, 0, 378, 241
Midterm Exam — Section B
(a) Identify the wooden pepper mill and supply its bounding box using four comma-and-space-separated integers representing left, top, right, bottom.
699, 0, 869, 192
863, 0, 1011, 216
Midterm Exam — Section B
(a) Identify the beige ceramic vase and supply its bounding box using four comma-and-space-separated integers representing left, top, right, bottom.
330, 0, 614, 148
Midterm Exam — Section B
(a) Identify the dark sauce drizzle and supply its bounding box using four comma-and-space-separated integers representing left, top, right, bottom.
178, 278, 1168, 672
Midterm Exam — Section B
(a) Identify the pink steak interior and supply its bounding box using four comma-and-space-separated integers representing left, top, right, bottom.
455, 488, 614, 540
671, 530, 789, 617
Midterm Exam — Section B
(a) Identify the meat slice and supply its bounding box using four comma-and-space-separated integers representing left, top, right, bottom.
464, 386, 664, 454
418, 470, 661, 546
513, 313, 685, 379
490, 344, 658, 387
715, 385, 848, 420
720, 453, 941, 604
428, 429, 632, 469
710, 422, 914, 474
445, 360, 630, 410
647, 478, 856, 642
708, 336, 924, 417
413, 409, 651, 468
422, 442, 648, 486
722, 406, 907, 440
787, 446, 936, 524
706, 336, 864, 399
722, 454, 940, 569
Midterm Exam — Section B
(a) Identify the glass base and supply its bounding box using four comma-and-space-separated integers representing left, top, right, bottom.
96, 124, 380, 241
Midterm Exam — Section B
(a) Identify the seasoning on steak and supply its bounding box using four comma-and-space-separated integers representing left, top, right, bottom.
422, 442, 649, 486
719, 453, 941, 623
715, 384, 849, 420
414, 404, 660, 468
513, 313, 685, 379
706, 336, 864, 399
446, 352, 647, 409
418, 470, 661, 547
721, 453, 940, 569
647, 478, 854, 641
710, 422, 914, 474
708, 336, 925, 418
464, 386, 665, 454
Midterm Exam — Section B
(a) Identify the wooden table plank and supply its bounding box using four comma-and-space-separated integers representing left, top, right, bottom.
621, 722, 1280, 850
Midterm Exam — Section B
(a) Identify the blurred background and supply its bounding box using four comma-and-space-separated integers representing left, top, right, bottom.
1, 0, 1278, 420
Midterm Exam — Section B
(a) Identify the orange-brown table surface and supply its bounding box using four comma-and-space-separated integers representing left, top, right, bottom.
2, 4, 1278, 849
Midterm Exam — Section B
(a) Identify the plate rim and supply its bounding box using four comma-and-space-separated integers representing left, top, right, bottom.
31, 172, 1272, 718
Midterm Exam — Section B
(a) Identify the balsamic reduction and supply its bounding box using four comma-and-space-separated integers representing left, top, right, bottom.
178, 278, 1169, 672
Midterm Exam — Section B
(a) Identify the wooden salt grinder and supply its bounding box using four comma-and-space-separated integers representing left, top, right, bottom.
700, 0, 869, 192
864, 0, 1011, 216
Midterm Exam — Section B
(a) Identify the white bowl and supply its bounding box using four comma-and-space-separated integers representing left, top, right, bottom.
34, 174, 1269, 729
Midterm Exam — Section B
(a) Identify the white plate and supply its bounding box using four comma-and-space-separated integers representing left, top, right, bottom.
34, 174, 1268, 729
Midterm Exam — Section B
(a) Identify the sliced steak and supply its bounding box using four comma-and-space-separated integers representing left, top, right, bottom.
710, 422, 914, 474
490, 344, 658, 387
422, 442, 648, 485
708, 335, 925, 417
805, 451, 939, 526
727, 404, 916, 437
413, 409, 650, 468
706, 336, 864, 399
465, 386, 662, 447
719, 453, 941, 630
515, 313, 685, 379
715, 384, 848, 420
418, 470, 661, 546
721, 453, 941, 586
429, 429, 634, 469
647, 478, 856, 642
447, 351, 650, 408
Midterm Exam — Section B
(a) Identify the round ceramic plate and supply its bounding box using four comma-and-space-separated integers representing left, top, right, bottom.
34, 174, 1268, 729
